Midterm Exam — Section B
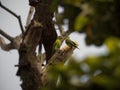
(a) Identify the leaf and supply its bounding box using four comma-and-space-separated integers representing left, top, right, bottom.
105, 37, 120, 53
64, 0, 81, 6
74, 15, 89, 31
50, 0, 61, 12
92, 74, 119, 88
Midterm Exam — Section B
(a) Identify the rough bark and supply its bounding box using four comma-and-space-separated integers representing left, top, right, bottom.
0, 1, 77, 90
16, 0, 57, 90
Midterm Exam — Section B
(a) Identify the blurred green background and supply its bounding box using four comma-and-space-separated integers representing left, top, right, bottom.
45, 0, 120, 90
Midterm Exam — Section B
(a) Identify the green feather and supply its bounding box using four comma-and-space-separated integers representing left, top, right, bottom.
65, 37, 79, 49
52, 36, 62, 53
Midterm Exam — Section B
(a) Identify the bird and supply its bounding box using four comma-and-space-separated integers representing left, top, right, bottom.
65, 37, 79, 49
52, 36, 63, 54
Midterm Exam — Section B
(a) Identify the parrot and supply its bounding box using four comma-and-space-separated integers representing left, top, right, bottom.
52, 36, 63, 54
65, 37, 79, 49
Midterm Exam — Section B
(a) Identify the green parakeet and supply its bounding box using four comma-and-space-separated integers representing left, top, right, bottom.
52, 36, 62, 54
65, 37, 79, 49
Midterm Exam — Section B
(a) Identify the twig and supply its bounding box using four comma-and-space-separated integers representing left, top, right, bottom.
0, 29, 13, 41
26, 6, 35, 27
57, 24, 65, 35
18, 16, 24, 34
0, 1, 24, 34
54, 9, 65, 35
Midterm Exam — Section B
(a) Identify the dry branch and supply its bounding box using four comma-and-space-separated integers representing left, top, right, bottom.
0, 1, 77, 90
0, 1, 24, 34
0, 33, 22, 51
55, 11, 65, 35
0, 36, 15, 51
0, 29, 13, 41
41, 45, 77, 85
26, 6, 35, 27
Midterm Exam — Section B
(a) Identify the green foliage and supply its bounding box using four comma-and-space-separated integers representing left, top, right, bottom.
74, 15, 89, 31
43, 37, 120, 90
50, 0, 61, 12
79, 0, 120, 46
48, 0, 120, 90
50, 0, 120, 46
51, 0, 81, 31
105, 37, 120, 53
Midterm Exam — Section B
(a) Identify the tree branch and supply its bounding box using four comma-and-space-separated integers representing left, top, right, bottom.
0, 29, 13, 41
55, 10, 65, 35
58, 24, 65, 35
26, 6, 35, 27
41, 45, 77, 85
0, 29, 22, 51
0, 1, 24, 34
0, 36, 15, 51
18, 16, 24, 34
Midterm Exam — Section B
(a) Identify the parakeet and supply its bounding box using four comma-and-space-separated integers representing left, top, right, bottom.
52, 36, 62, 54
65, 37, 79, 49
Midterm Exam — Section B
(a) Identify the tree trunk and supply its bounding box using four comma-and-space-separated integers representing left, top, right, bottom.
16, 0, 56, 90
